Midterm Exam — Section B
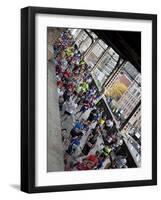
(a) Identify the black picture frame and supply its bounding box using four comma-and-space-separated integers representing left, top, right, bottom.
21, 6, 157, 193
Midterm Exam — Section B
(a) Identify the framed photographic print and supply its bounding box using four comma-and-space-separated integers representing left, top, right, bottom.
21, 6, 157, 193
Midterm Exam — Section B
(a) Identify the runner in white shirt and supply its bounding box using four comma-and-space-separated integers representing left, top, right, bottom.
62, 98, 78, 122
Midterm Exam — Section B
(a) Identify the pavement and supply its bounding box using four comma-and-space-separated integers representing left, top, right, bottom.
47, 63, 65, 172
47, 28, 66, 172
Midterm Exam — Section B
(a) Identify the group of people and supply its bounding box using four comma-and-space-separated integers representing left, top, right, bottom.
51, 29, 128, 171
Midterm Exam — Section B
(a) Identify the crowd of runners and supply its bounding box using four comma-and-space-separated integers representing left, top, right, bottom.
50, 29, 128, 171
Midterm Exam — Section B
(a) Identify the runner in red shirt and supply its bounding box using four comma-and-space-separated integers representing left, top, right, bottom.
76, 151, 100, 170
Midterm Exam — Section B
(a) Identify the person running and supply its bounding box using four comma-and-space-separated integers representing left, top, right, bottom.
73, 119, 84, 130
81, 127, 100, 156
93, 108, 104, 122
76, 99, 91, 119
61, 98, 78, 122
69, 119, 84, 139
85, 87, 96, 100
87, 108, 97, 122
66, 134, 83, 156
81, 81, 89, 93
101, 146, 112, 158
97, 115, 106, 128
115, 155, 128, 169
74, 151, 100, 170
105, 119, 114, 130
96, 153, 106, 169
105, 119, 115, 136
63, 89, 71, 102
85, 151, 100, 170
